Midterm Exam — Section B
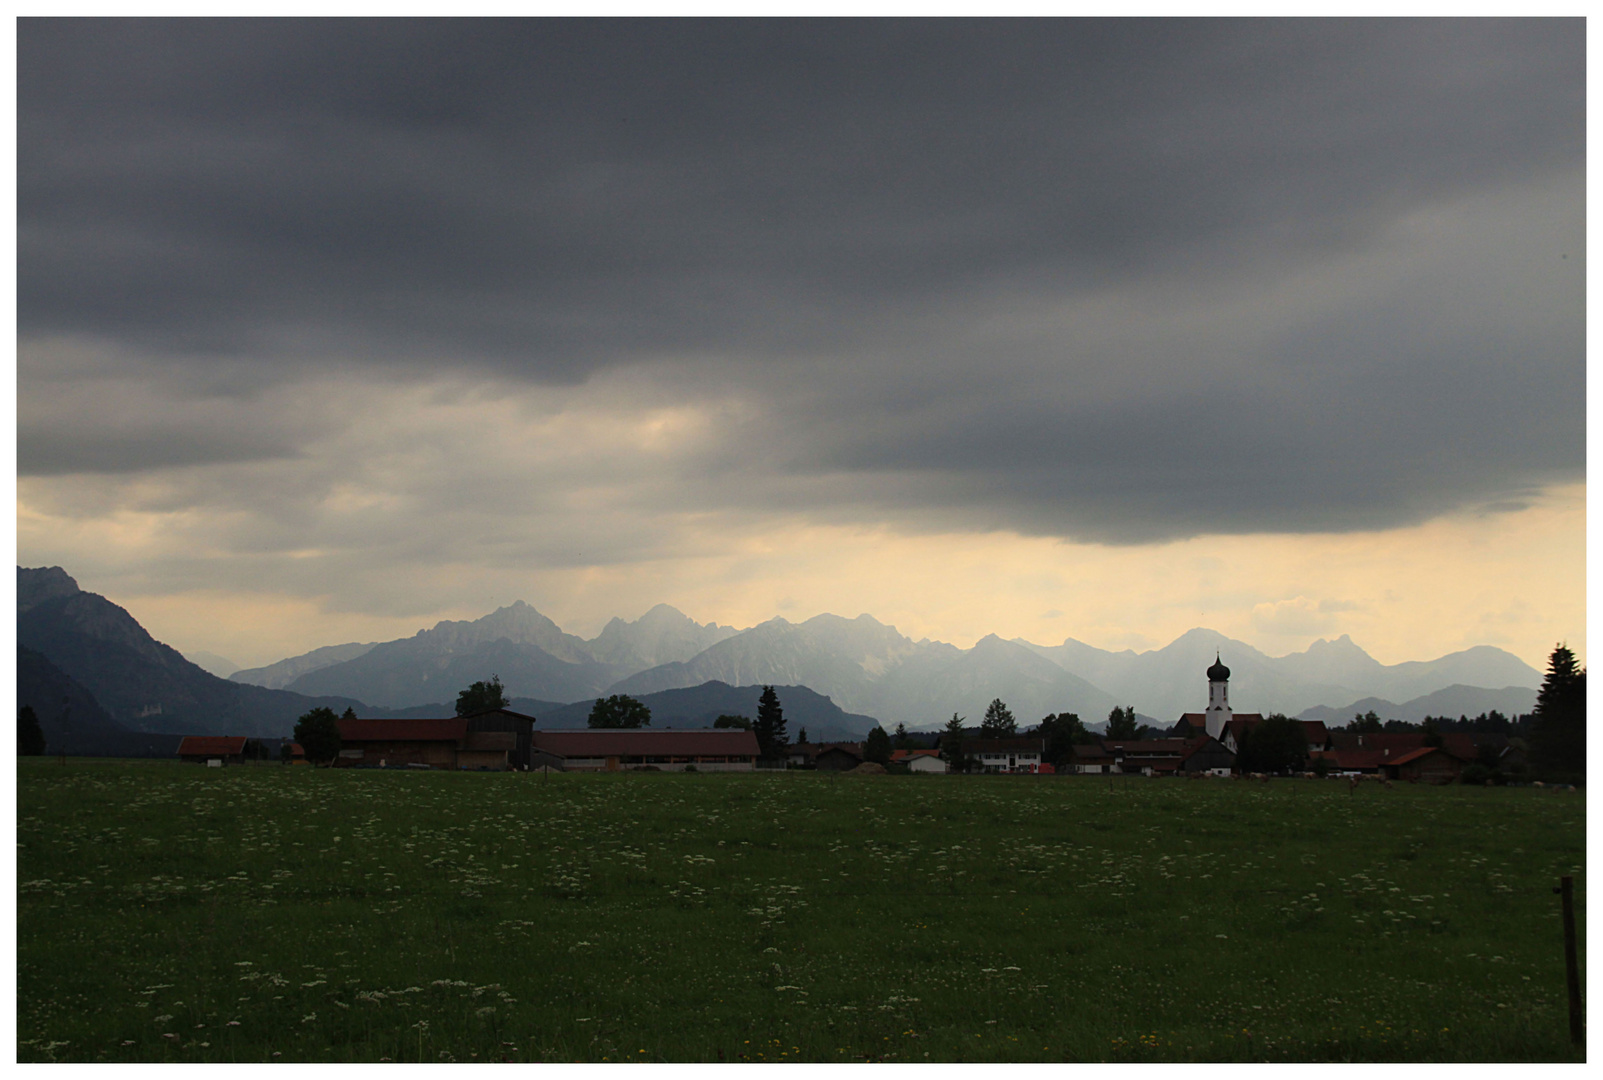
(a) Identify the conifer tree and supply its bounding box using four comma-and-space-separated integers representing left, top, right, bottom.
980, 699, 1016, 737
754, 686, 786, 759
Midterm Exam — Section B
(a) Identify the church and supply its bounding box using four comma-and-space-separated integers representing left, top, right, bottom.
1172, 653, 1264, 751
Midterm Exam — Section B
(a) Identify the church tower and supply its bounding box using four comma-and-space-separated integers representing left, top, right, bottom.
1204, 653, 1232, 740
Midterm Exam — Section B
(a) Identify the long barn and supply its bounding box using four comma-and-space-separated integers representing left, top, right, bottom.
530, 729, 760, 772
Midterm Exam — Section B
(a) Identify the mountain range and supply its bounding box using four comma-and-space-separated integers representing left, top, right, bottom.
18, 567, 365, 739
18, 564, 1544, 747
233, 592, 1541, 728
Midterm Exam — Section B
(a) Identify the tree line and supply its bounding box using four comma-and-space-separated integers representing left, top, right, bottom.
20, 646, 1585, 785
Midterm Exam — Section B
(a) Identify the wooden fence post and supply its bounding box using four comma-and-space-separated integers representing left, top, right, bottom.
1555, 874, 1583, 1045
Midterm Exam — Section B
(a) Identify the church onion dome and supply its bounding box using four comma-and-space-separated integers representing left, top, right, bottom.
1206, 654, 1230, 681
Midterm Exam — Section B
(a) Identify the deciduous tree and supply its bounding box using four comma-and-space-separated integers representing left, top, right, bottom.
1105, 706, 1139, 740
713, 714, 752, 730
294, 706, 343, 764
456, 675, 510, 717
1235, 714, 1307, 775
588, 695, 651, 729
1034, 712, 1085, 768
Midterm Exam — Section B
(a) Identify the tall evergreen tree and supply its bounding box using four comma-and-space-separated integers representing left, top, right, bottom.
754, 686, 787, 759
893, 722, 911, 750
980, 699, 1017, 737
17, 705, 46, 757
1531, 643, 1586, 783
941, 713, 968, 773
863, 725, 892, 765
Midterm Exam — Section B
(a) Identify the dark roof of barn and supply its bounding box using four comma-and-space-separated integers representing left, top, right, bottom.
531, 729, 760, 757
338, 718, 469, 742
967, 737, 1046, 753
177, 736, 249, 756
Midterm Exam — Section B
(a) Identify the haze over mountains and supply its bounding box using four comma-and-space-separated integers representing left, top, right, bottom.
18, 565, 1541, 749
233, 593, 1540, 728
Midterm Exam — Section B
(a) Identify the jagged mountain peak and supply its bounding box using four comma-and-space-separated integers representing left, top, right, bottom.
18, 566, 83, 614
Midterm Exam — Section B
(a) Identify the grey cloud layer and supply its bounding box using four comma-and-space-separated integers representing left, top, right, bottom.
19, 19, 1584, 544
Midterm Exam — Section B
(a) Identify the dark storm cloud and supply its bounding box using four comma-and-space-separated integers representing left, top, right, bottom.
17, 18, 1585, 541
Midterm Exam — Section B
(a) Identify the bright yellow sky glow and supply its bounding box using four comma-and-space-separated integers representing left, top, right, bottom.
46, 483, 1582, 673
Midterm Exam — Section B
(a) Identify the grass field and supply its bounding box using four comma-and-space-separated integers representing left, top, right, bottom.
16, 759, 1586, 1062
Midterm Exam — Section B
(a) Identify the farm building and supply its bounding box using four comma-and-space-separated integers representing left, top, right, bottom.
1383, 746, 1467, 784
1178, 736, 1235, 776
786, 742, 823, 768
334, 710, 535, 770
967, 737, 1045, 774
1071, 742, 1116, 774
891, 748, 947, 773
177, 735, 249, 765
814, 743, 865, 771
529, 729, 760, 771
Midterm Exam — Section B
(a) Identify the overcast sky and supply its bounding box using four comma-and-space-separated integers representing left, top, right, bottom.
16, 19, 1586, 671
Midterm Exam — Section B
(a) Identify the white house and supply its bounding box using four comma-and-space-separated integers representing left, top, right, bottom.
892, 749, 948, 773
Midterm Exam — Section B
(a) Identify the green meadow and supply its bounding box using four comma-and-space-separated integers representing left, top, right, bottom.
17, 760, 1585, 1062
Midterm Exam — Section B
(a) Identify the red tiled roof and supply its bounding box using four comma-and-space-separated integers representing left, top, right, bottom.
288, 742, 305, 756
177, 736, 249, 757
338, 718, 469, 743
531, 729, 760, 757
891, 749, 941, 761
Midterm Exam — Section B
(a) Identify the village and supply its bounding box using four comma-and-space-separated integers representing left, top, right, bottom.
173, 656, 1524, 785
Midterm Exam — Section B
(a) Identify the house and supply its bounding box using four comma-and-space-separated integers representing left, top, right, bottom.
967, 737, 1045, 774
177, 736, 249, 765
283, 741, 308, 764
814, 743, 865, 771
529, 729, 759, 772
891, 748, 947, 774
